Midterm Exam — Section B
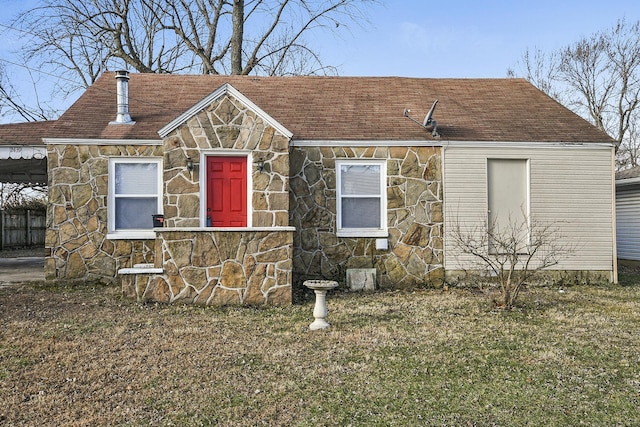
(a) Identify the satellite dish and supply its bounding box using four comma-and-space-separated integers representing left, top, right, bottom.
403, 99, 440, 137
422, 99, 438, 127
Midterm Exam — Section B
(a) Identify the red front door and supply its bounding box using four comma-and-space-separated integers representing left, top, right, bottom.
206, 156, 247, 227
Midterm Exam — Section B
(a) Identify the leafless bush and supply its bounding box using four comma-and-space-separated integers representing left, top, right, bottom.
0, 183, 47, 211
448, 214, 575, 309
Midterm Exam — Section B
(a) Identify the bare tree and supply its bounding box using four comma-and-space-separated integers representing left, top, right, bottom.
507, 48, 563, 101
13, 0, 375, 93
617, 117, 640, 169
0, 63, 54, 122
0, 183, 47, 211
509, 19, 640, 170
448, 215, 574, 310
14, 0, 193, 98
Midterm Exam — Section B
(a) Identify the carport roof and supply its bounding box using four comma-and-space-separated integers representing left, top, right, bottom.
0, 121, 52, 184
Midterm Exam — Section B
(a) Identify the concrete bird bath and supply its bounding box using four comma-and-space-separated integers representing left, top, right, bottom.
304, 280, 339, 330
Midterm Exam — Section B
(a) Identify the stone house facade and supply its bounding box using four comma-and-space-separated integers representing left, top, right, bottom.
0, 71, 617, 305
290, 145, 443, 289
46, 81, 295, 305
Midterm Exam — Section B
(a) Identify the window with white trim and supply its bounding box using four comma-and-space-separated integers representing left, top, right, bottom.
108, 158, 162, 236
336, 160, 387, 237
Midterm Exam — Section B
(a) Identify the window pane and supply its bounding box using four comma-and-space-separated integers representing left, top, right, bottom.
115, 163, 158, 195
340, 165, 380, 195
342, 198, 381, 228
115, 198, 157, 229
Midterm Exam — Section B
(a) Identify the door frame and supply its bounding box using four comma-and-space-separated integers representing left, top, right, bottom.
486, 157, 531, 253
199, 150, 253, 228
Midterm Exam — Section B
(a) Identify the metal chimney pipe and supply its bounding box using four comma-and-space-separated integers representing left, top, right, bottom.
113, 70, 133, 124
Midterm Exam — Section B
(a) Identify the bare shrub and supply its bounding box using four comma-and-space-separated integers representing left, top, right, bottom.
448, 214, 575, 309
0, 183, 47, 211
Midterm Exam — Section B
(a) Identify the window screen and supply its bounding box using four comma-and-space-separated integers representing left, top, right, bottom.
337, 161, 386, 236
111, 160, 161, 231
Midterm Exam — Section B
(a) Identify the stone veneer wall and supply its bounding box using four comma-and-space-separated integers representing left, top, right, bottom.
161, 94, 290, 228
45, 92, 292, 291
121, 229, 293, 305
290, 146, 444, 289
45, 144, 160, 282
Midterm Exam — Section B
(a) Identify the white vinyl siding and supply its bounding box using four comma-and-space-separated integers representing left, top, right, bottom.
616, 185, 640, 261
444, 145, 614, 271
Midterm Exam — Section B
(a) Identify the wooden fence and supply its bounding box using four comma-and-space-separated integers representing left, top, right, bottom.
0, 210, 46, 250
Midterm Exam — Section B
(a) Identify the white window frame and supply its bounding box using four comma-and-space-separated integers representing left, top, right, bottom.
107, 157, 163, 239
336, 159, 387, 237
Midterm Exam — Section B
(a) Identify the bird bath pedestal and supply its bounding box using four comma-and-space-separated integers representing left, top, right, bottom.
304, 280, 339, 330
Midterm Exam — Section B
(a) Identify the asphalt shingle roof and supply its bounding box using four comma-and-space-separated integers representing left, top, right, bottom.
0, 72, 614, 144
0, 121, 56, 145
616, 165, 640, 180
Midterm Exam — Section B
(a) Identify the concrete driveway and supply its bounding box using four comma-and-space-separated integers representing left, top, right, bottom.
0, 257, 45, 285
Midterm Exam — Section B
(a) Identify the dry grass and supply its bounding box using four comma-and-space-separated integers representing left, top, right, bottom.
1, 276, 640, 426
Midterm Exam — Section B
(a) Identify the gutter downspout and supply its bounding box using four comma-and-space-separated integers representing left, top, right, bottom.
441, 141, 447, 274
611, 145, 618, 283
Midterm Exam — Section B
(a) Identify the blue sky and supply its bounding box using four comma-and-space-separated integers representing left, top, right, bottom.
321, 0, 640, 78
1, 0, 640, 119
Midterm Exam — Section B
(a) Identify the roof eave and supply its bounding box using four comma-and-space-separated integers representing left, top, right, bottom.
616, 176, 640, 187
291, 139, 443, 147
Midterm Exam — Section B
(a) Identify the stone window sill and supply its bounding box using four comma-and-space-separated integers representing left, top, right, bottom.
154, 226, 296, 232
107, 231, 157, 240
336, 229, 388, 238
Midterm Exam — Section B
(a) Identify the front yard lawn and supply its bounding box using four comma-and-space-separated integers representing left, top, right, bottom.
1, 277, 639, 426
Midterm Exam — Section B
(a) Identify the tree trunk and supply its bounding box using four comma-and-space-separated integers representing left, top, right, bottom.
231, 0, 244, 75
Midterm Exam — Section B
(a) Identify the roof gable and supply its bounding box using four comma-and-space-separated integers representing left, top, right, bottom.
158, 83, 292, 139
